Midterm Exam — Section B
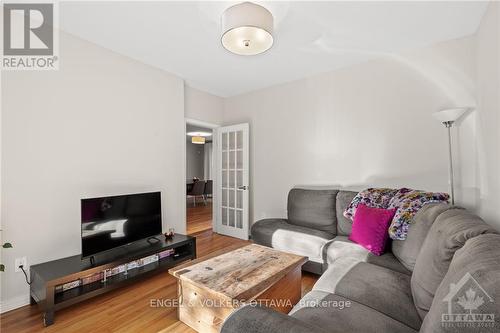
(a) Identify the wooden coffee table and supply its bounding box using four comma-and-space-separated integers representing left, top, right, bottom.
169, 243, 307, 333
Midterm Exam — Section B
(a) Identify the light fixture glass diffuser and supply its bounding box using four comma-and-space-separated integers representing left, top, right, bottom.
192, 136, 206, 144
221, 2, 274, 55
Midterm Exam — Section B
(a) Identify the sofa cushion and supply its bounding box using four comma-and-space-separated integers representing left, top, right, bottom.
312, 261, 421, 330
290, 291, 417, 333
325, 236, 410, 275
287, 188, 338, 234
221, 304, 329, 333
411, 208, 497, 319
335, 190, 357, 236
391, 203, 453, 272
251, 218, 334, 263
420, 234, 500, 332
349, 204, 396, 255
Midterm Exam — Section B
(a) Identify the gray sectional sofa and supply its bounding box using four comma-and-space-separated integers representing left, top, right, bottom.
250, 189, 358, 274
221, 188, 500, 333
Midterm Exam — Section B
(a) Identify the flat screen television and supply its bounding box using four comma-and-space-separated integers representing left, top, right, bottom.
81, 192, 162, 258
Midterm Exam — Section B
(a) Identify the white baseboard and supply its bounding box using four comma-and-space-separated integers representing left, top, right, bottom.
0, 294, 30, 314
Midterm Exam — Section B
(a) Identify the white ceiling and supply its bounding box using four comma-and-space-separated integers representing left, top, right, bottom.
60, 1, 489, 97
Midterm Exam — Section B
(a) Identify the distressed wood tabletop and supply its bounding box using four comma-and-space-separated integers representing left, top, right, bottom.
169, 244, 307, 301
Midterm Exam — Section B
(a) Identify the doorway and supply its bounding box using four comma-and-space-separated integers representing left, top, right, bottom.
185, 120, 216, 235
184, 119, 250, 240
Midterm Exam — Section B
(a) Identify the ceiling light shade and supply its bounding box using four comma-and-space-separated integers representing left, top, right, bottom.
186, 131, 212, 137
221, 2, 274, 55
433, 108, 468, 125
192, 136, 206, 145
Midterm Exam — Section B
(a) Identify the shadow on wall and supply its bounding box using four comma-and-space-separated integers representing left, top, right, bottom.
388, 41, 478, 213
293, 167, 482, 211
297, 167, 480, 208
316, 38, 479, 209
260, 167, 454, 223
390, 39, 500, 224
454, 109, 481, 212
295, 169, 450, 193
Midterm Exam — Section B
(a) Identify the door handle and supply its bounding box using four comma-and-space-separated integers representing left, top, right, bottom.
238, 186, 248, 190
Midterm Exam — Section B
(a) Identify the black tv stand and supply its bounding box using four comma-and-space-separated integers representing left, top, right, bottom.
29, 234, 195, 326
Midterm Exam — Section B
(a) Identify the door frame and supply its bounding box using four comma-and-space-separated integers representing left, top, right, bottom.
184, 118, 220, 234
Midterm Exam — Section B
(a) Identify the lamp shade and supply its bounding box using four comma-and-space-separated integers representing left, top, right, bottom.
192, 136, 206, 145
432, 108, 468, 123
221, 2, 274, 55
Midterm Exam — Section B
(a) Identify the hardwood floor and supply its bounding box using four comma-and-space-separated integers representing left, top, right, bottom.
186, 199, 212, 235
0, 230, 318, 333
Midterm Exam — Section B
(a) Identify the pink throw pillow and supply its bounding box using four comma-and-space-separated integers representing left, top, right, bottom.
349, 204, 396, 256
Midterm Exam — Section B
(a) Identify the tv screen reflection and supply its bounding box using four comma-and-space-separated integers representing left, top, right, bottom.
81, 192, 162, 258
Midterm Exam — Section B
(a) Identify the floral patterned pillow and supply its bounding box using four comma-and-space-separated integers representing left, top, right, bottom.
343, 188, 399, 220
387, 188, 449, 240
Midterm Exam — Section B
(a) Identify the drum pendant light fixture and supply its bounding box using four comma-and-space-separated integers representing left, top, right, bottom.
221, 2, 274, 55
191, 136, 206, 145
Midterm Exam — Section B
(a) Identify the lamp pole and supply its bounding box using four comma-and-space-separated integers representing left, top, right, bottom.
433, 108, 467, 206
443, 121, 455, 205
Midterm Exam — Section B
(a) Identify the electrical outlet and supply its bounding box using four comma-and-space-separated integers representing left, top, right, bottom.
14, 257, 27, 272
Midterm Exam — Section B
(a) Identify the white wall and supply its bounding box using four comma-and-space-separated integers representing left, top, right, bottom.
185, 85, 224, 125
1, 31, 185, 310
186, 141, 205, 179
223, 37, 479, 225
476, 2, 500, 229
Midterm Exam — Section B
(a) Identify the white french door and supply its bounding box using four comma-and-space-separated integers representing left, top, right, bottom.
215, 123, 249, 240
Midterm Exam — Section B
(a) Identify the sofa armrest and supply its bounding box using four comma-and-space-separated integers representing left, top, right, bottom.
250, 218, 289, 247
220, 305, 327, 333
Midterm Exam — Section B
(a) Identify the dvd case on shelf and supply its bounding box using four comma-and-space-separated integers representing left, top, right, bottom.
55, 249, 172, 293
159, 249, 175, 259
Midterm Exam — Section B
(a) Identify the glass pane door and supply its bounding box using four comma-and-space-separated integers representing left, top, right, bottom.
217, 124, 249, 240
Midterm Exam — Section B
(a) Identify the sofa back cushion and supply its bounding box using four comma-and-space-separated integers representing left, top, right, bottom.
336, 190, 357, 236
420, 234, 500, 332
411, 208, 496, 319
391, 203, 453, 272
287, 188, 338, 234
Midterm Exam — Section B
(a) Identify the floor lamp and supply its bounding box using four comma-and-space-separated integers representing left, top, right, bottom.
432, 108, 468, 205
